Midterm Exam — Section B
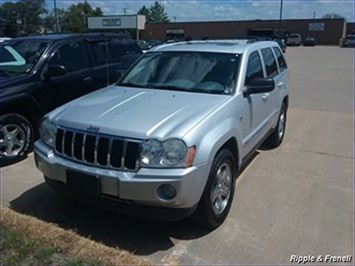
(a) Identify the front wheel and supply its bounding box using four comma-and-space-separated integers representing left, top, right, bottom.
265, 103, 287, 148
192, 149, 236, 229
0, 113, 34, 167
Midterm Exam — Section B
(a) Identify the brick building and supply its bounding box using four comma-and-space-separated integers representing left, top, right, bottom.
141, 18, 347, 45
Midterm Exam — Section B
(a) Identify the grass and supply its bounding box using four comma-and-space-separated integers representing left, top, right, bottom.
1, 221, 103, 266
0, 207, 152, 266
1, 222, 55, 265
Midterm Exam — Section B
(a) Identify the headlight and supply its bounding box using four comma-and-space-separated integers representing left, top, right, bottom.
140, 138, 194, 168
40, 118, 56, 148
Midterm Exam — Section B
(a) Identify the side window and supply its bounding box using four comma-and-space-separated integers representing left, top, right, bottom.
272, 46, 287, 71
109, 38, 141, 63
245, 51, 264, 85
261, 48, 278, 78
108, 39, 124, 63
89, 41, 110, 65
119, 38, 141, 54
49, 42, 88, 72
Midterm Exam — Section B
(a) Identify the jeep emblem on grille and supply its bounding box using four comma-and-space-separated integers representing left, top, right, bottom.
87, 125, 100, 132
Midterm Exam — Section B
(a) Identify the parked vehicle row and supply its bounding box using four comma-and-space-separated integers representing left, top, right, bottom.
33, 39, 289, 228
0, 33, 142, 166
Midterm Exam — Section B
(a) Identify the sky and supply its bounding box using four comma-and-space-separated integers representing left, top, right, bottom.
46, 0, 355, 22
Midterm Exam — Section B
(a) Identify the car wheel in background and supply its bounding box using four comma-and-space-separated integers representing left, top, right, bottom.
0, 113, 34, 167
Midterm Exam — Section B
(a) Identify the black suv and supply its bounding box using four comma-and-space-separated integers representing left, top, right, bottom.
0, 33, 142, 166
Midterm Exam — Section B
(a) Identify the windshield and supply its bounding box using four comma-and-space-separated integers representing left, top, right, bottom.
119, 52, 240, 95
0, 40, 49, 74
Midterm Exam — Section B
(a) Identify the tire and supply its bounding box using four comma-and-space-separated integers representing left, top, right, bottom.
265, 103, 287, 148
0, 113, 34, 167
192, 149, 236, 229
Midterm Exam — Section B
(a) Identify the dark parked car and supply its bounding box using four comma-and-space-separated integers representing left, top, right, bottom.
304, 37, 317, 46
341, 35, 355, 47
274, 39, 287, 53
0, 33, 142, 166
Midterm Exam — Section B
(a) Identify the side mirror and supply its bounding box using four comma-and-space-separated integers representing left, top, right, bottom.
244, 78, 275, 96
45, 65, 66, 79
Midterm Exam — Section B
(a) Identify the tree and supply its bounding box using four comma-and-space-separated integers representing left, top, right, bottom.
138, 5, 150, 18
58, 2, 103, 33
138, 1, 169, 23
43, 8, 66, 33
0, 0, 47, 36
322, 13, 344, 19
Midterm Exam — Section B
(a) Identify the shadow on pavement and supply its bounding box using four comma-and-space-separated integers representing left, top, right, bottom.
9, 150, 260, 256
9, 182, 210, 256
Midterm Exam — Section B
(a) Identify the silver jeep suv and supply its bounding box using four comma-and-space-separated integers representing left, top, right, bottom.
34, 40, 289, 228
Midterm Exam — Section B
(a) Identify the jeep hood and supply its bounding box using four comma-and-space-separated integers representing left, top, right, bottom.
50, 85, 227, 139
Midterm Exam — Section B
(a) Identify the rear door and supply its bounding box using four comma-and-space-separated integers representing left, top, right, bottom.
88, 37, 142, 90
240, 50, 271, 153
108, 37, 142, 79
272, 46, 289, 117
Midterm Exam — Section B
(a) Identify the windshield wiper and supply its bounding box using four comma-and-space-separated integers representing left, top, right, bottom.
153, 85, 192, 92
118, 82, 154, 88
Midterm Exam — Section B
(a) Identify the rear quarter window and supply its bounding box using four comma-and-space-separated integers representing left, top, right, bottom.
245, 51, 264, 85
261, 47, 278, 78
109, 38, 141, 63
272, 46, 287, 71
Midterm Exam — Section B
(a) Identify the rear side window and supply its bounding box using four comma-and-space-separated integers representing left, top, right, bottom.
245, 51, 264, 85
49, 42, 88, 72
89, 42, 110, 65
109, 38, 141, 63
261, 48, 278, 78
272, 47, 287, 71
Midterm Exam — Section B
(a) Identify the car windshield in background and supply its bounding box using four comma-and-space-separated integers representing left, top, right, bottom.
0, 40, 49, 74
119, 52, 240, 95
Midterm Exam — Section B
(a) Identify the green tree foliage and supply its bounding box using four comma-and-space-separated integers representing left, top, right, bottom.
0, 0, 47, 36
43, 8, 66, 33
57, 2, 103, 33
138, 5, 150, 18
138, 1, 169, 23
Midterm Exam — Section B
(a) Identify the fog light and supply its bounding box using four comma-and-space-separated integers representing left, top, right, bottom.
157, 184, 177, 200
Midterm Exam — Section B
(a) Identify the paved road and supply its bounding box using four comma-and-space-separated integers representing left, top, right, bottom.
1, 46, 353, 265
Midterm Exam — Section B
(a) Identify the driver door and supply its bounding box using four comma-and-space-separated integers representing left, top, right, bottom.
34, 41, 94, 114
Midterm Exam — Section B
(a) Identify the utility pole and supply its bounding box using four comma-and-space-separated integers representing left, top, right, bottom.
278, 0, 284, 39
54, 0, 59, 32
313, 11, 316, 19
122, 8, 128, 15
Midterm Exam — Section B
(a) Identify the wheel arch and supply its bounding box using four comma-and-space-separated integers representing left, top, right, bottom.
0, 95, 42, 137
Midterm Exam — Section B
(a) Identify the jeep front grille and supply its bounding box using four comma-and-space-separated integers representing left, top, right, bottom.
55, 128, 142, 171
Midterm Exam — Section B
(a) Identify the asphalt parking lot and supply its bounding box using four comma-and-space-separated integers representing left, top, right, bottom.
1, 46, 354, 264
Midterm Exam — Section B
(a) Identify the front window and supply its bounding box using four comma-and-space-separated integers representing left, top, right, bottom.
0, 40, 49, 74
119, 52, 240, 95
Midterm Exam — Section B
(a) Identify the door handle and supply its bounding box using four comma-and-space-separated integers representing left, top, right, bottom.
83, 77, 93, 84
262, 93, 270, 102
277, 82, 284, 88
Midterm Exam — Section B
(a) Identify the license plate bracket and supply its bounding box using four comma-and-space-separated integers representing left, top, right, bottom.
66, 170, 100, 198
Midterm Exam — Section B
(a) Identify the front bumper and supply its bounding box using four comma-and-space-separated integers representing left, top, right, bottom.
34, 140, 210, 211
